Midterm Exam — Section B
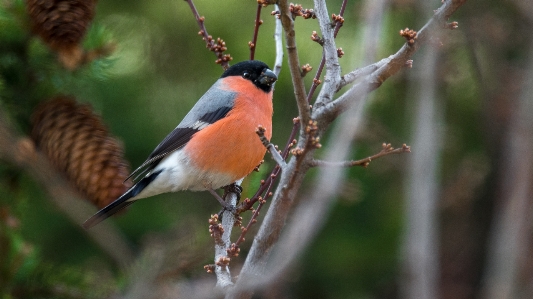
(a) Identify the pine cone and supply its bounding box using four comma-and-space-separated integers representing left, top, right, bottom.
31, 96, 131, 209
26, 0, 97, 69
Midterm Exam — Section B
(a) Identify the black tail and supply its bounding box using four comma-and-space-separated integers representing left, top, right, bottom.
82, 170, 162, 229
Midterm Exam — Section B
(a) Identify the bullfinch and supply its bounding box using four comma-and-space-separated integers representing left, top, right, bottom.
83, 60, 277, 229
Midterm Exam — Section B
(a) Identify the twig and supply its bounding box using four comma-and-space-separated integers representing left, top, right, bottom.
288, 3, 316, 19
337, 61, 386, 91
317, 0, 466, 120
277, 0, 311, 126
272, 4, 283, 77
290, 119, 322, 160
232, 1, 286, 218
232, 120, 298, 251
309, 143, 411, 168
308, 0, 347, 103
249, 4, 262, 60
312, 0, 343, 106
235, 118, 296, 214
234, 184, 273, 247
184, 0, 232, 69
257, 0, 389, 283
209, 214, 225, 247
256, 125, 287, 169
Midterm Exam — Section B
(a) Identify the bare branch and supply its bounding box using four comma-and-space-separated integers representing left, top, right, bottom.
184, 0, 232, 69
235, 187, 273, 247
272, 4, 283, 77
249, 4, 263, 60
256, 125, 287, 169
288, 3, 317, 19
317, 0, 467, 120
229, 1, 467, 298
312, 0, 342, 107
255, 0, 389, 286
308, 0, 347, 103
337, 59, 388, 91
309, 143, 411, 168
211, 179, 242, 288
219, 9, 315, 275
277, 0, 311, 125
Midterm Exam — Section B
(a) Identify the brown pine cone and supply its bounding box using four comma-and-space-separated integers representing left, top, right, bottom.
26, 0, 97, 69
31, 96, 131, 209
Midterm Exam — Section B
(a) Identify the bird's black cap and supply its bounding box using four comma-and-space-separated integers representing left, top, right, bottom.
221, 60, 277, 92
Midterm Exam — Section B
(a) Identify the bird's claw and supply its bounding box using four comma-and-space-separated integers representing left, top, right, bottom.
217, 183, 242, 220
217, 204, 237, 220
224, 183, 243, 202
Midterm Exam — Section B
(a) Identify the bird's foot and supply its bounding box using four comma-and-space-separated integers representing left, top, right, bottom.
223, 183, 243, 203
217, 205, 238, 221
210, 183, 242, 220
208, 188, 237, 221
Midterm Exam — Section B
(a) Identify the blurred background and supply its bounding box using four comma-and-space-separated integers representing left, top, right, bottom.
1, 0, 532, 298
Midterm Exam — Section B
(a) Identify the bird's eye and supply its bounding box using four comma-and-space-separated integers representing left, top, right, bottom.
242, 72, 251, 79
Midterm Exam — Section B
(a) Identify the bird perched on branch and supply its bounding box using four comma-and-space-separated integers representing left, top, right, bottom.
83, 60, 277, 229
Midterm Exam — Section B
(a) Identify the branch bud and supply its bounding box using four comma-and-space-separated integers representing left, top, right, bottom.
399, 28, 417, 45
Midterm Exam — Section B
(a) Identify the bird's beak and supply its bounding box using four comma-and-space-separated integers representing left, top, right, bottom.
259, 68, 278, 86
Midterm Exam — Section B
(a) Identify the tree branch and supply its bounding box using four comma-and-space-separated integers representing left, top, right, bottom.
312, 0, 342, 107
249, 4, 262, 60
316, 0, 467, 121
213, 180, 242, 288
307, 0, 347, 103
228, 0, 467, 298
256, 125, 287, 169
272, 4, 284, 77
277, 0, 311, 126
184, 0, 232, 69
309, 143, 411, 168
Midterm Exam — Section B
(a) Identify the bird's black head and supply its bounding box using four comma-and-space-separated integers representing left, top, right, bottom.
221, 60, 277, 93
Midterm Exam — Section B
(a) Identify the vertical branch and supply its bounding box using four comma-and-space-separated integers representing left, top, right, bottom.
308, 0, 347, 103
264, 0, 388, 284
226, 0, 466, 297
273, 4, 283, 77
227, 1, 390, 298
249, 4, 262, 60
312, 0, 342, 106
214, 179, 243, 288
277, 0, 311, 126
184, 0, 232, 69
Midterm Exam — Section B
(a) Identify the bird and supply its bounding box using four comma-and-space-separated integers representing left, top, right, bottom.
83, 60, 277, 229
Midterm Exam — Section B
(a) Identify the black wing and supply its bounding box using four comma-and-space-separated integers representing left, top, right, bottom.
124, 106, 232, 182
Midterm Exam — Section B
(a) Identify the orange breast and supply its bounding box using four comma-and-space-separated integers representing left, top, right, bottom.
184, 76, 273, 181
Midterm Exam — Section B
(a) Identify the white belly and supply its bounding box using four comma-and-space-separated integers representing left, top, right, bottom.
132, 149, 235, 200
